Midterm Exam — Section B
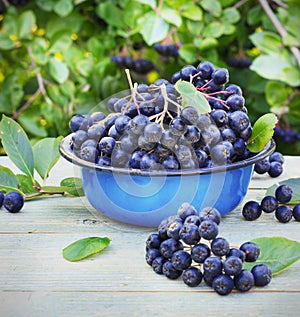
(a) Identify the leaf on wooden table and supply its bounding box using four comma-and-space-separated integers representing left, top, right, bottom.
243, 236, 300, 276
0, 115, 34, 178
60, 177, 84, 196
63, 237, 111, 262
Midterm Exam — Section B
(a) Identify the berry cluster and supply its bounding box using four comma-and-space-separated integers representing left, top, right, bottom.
254, 151, 284, 178
111, 56, 154, 75
226, 58, 252, 69
69, 61, 256, 171
154, 44, 179, 57
8, 0, 28, 5
274, 126, 300, 144
0, 191, 24, 213
145, 203, 272, 295
242, 184, 300, 223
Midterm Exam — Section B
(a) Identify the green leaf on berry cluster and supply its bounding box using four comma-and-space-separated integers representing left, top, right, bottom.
0, 165, 21, 194
243, 236, 300, 276
0, 115, 34, 179
63, 236, 111, 262
266, 178, 300, 204
174, 80, 210, 114
247, 113, 277, 152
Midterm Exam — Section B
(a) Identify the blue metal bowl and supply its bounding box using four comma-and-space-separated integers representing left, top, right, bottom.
60, 136, 275, 227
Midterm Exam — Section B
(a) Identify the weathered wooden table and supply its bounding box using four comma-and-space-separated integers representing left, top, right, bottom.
0, 155, 299, 317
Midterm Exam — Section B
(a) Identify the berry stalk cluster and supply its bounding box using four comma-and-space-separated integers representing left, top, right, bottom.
242, 184, 300, 223
145, 203, 272, 296
0, 191, 24, 213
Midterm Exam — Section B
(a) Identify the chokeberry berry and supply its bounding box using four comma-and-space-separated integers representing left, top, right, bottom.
242, 201, 262, 221
179, 223, 200, 245
293, 204, 300, 221
199, 207, 221, 225
146, 233, 161, 249
268, 161, 283, 177
199, 220, 219, 240
159, 238, 183, 259
191, 243, 211, 263
3, 192, 24, 213
223, 256, 243, 276
212, 274, 234, 295
234, 269, 254, 292
260, 196, 278, 213
182, 267, 203, 287
251, 264, 272, 286
203, 256, 223, 277
275, 185, 293, 204
211, 237, 230, 257
152, 256, 166, 274
275, 205, 293, 223
145, 248, 160, 266
0, 191, 4, 208
239, 241, 260, 262
162, 261, 182, 279
171, 250, 192, 271
177, 202, 197, 220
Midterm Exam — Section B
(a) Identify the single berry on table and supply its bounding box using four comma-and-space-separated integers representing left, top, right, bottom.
239, 241, 260, 262
179, 223, 201, 245
251, 264, 272, 286
261, 196, 278, 213
234, 269, 254, 292
275, 205, 293, 223
203, 256, 223, 277
3, 192, 24, 213
268, 161, 283, 177
293, 204, 300, 221
182, 267, 203, 287
242, 201, 262, 221
212, 274, 234, 295
275, 185, 293, 204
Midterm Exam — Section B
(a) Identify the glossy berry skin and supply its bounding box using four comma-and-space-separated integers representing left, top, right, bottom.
275, 185, 293, 203
242, 201, 262, 221
69, 114, 85, 132
251, 264, 272, 286
197, 61, 214, 79
182, 267, 203, 287
152, 256, 166, 274
239, 242, 260, 262
180, 106, 199, 125
171, 250, 192, 271
179, 223, 200, 245
3, 192, 24, 213
191, 243, 211, 263
199, 207, 221, 225
223, 256, 243, 276
180, 65, 197, 81
162, 261, 182, 279
261, 196, 278, 213
203, 256, 223, 277
254, 159, 270, 174
227, 248, 245, 262
293, 204, 300, 221
167, 219, 183, 240
275, 205, 293, 223
0, 191, 4, 208
269, 152, 284, 164
234, 269, 254, 292
211, 68, 229, 85
145, 248, 160, 266
268, 161, 283, 177
199, 220, 219, 240
211, 237, 230, 257
177, 202, 197, 220
212, 274, 234, 295
146, 233, 161, 249
80, 146, 99, 162
159, 238, 183, 259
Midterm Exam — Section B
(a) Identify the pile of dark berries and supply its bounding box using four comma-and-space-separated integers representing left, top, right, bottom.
0, 191, 24, 213
145, 203, 272, 296
254, 151, 284, 178
111, 56, 154, 75
274, 126, 300, 144
154, 43, 179, 57
69, 61, 259, 171
242, 184, 300, 223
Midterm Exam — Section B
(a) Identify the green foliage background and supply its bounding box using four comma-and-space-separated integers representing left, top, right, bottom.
0, 0, 299, 154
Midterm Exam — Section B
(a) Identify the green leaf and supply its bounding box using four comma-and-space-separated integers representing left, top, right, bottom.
36, 0, 54, 11
60, 177, 84, 197
48, 30, 73, 53
178, 44, 197, 64
0, 165, 20, 194
161, 6, 182, 27
96, 2, 126, 28
18, 10, 36, 39
194, 37, 218, 51
175, 81, 210, 114
32, 136, 63, 180
181, 4, 203, 21
203, 22, 225, 38
0, 116, 34, 178
222, 8, 240, 24
249, 32, 281, 55
136, 0, 156, 8
247, 113, 277, 152
0, 33, 15, 50
48, 58, 69, 84
139, 12, 169, 45
265, 178, 300, 205
200, 0, 222, 17
265, 81, 288, 108
243, 237, 300, 276
63, 237, 111, 262
16, 174, 40, 195
53, 0, 73, 17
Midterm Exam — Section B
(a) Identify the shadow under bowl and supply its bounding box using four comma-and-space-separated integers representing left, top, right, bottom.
59, 136, 275, 227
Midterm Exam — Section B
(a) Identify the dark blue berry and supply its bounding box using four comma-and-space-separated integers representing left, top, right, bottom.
159, 238, 183, 259
227, 248, 246, 262
98, 137, 116, 155
254, 159, 270, 174
162, 261, 182, 279
0, 191, 4, 208
251, 264, 272, 286
72, 130, 89, 149
169, 117, 187, 136
96, 156, 111, 166
234, 269, 254, 292
162, 155, 179, 170
268, 161, 283, 177
145, 248, 160, 266
293, 204, 300, 221
152, 256, 166, 274
226, 94, 245, 111
182, 267, 203, 287
184, 215, 200, 226
212, 68, 229, 85
146, 233, 161, 249
228, 111, 250, 133
140, 152, 160, 170
194, 149, 209, 168
3, 192, 24, 213
210, 109, 228, 127
177, 202, 197, 220
171, 250, 192, 271
191, 243, 211, 263
203, 256, 223, 277
212, 274, 234, 295
275, 205, 293, 223
223, 256, 243, 276
179, 223, 201, 245
275, 184, 293, 203
239, 242, 260, 262
269, 152, 284, 164
225, 84, 242, 97
197, 61, 215, 79
80, 145, 99, 162
69, 114, 85, 132
211, 237, 230, 257
261, 196, 278, 213
180, 65, 197, 81
167, 219, 183, 240
180, 106, 199, 125
199, 220, 219, 240
242, 201, 262, 221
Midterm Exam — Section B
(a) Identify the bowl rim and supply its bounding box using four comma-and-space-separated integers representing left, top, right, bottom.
59, 135, 275, 177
